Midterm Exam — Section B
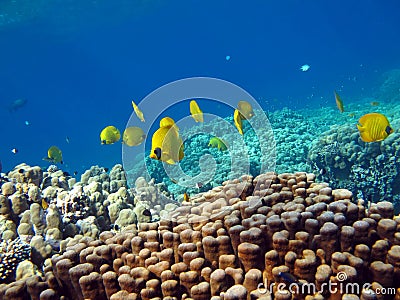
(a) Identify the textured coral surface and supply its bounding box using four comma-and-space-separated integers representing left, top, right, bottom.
1, 171, 399, 299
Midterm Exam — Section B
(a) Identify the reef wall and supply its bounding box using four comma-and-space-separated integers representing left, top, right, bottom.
1, 171, 399, 299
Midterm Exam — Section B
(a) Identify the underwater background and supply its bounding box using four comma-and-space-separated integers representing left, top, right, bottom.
1, 0, 400, 205
2, 1, 400, 297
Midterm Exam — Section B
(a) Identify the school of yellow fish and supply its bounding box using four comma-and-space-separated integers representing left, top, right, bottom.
39, 93, 395, 169
95, 98, 249, 167
36, 89, 395, 205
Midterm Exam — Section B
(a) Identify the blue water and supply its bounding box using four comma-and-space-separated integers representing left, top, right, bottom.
0, 0, 399, 174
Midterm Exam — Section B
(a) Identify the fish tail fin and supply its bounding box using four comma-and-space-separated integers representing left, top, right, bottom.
179, 148, 184, 161
165, 158, 176, 165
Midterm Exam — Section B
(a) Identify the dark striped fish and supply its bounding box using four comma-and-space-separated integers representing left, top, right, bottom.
278, 272, 303, 287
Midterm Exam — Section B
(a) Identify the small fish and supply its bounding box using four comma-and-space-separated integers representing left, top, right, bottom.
100, 126, 121, 145
122, 126, 146, 147
195, 182, 203, 189
237, 100, 255, 120
132, 100, 145, 122
103, 167, 109, 172
170, 178, 179, 184
300, 64, 310, 72
233, 109, 243, 135
65, 136, 70, 144
334, 91, 345, 113
8, 98, 27, 112
11, 148, 18, 154
226, 55, 231, 61
348, 112, 356, 118
319, 168, 327, 176
183, 192, 190, 202
190, 100, 204, 123
357, 113, 394, 142
43, 146, 63, 164
208, 137, 228, 151
142, 209, 151, 217
41, 199, 49, 210
278, 272, 301, 285
370, 101, 380, 106
73, 171, 78, 176
24, 120, 30, 126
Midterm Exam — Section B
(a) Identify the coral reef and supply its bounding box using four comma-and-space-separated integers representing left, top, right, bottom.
2, 69, 400, 296
308, 119, 400, 210
125, 69, 400, 203
378, 69, 400, 104
1, 171, 399, 299
0, 238, 31, 282
268, 108, 316, 174
0, 163, 177, 284
129, 101, 400, 201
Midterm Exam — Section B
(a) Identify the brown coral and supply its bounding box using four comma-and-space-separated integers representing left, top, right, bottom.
1, 171, 400, 299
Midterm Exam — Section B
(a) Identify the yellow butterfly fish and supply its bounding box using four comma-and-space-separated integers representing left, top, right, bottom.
190, 100, 204, 122
234, 109, 243, 135
357, 113, 393, 142
149, 117, 184, 164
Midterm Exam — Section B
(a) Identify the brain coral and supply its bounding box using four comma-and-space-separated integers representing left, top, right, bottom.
1, 171, 399, 299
